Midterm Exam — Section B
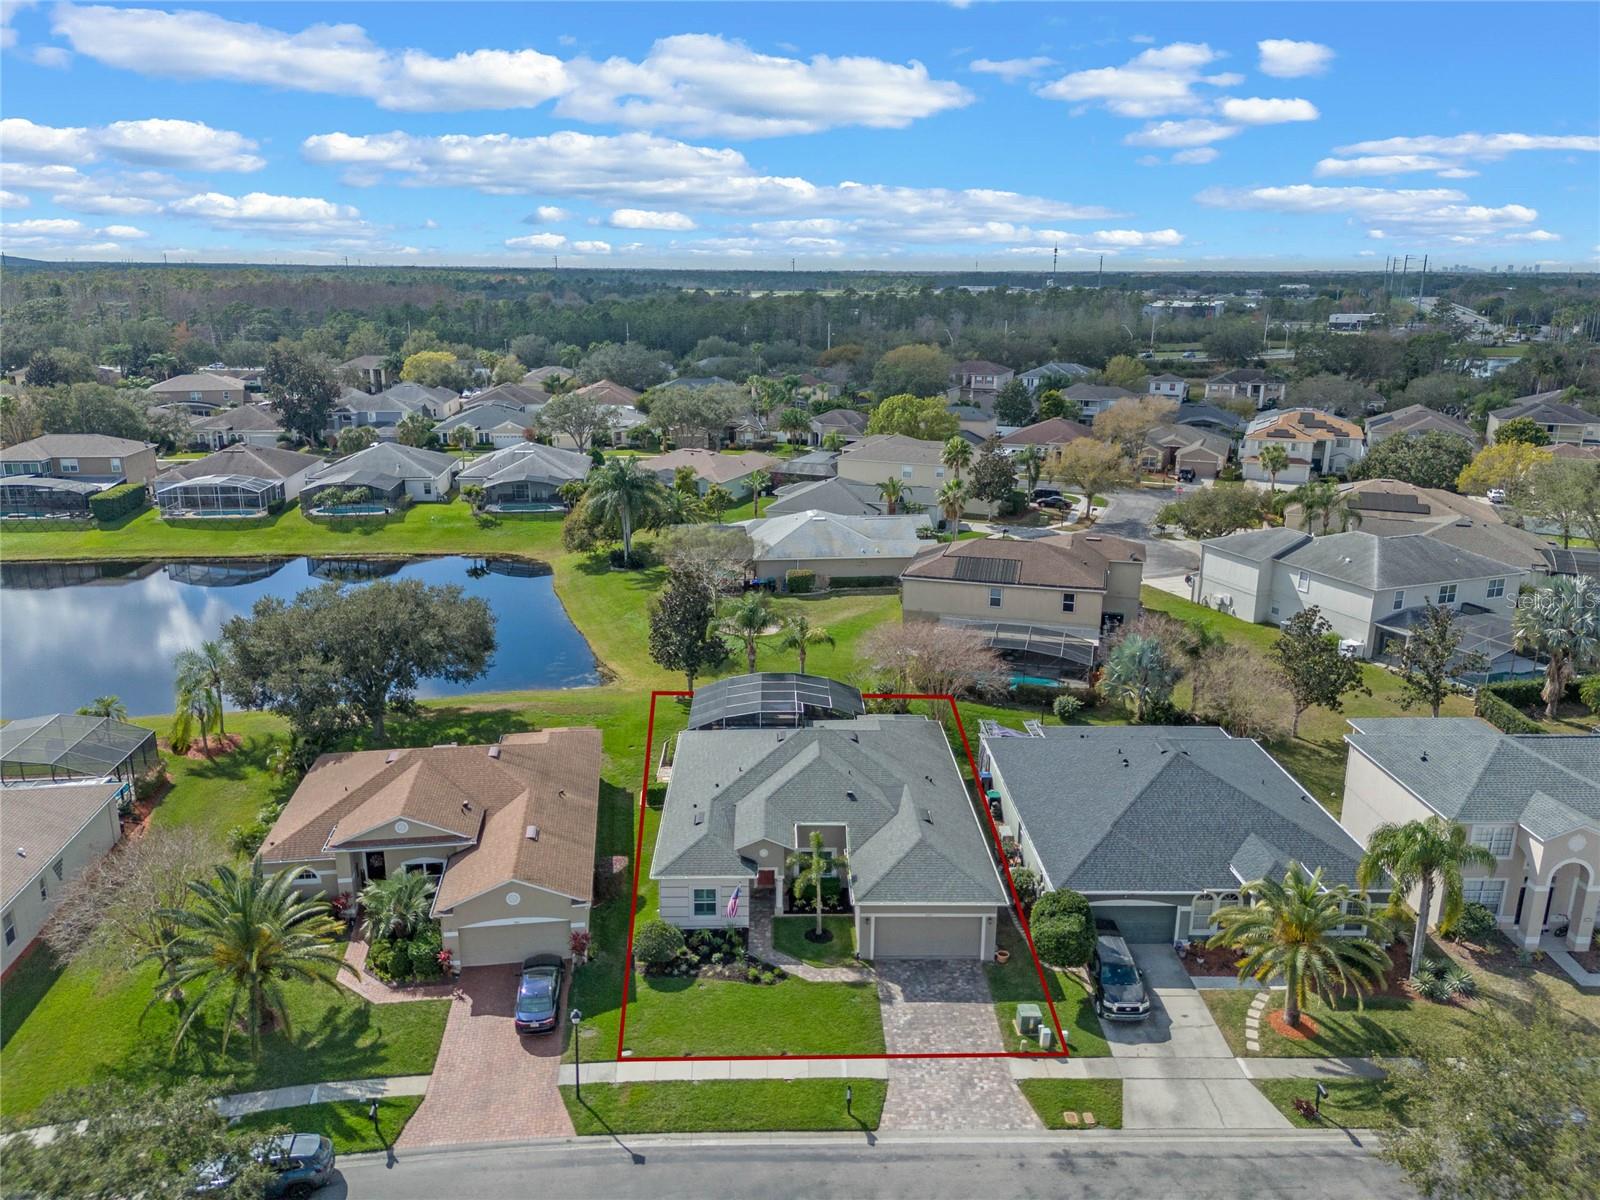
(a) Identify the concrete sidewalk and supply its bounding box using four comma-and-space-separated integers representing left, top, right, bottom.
215, 1074, 431, 1118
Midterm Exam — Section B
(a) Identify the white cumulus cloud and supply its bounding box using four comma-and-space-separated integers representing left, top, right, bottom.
0, 189, 29, 208
1039, 42, 1238, 118
1198, 182, 1542, 242
169, 191, 372, 236
526, 206, 569, 223
1317, 131, 1600, 177
1257, 39, 1334, 78
969, 56, 1055, 82
1171, 148, 1219, 165
0, 116, 264, 170
609, 208, 696, 231
506, 232, 567, 250
571, 239, 612, 253
1217, 97, 1319, 124
1124, 119, 1240, 148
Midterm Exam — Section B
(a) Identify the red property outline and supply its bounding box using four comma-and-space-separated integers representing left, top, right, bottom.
616, 690, 1068, 1062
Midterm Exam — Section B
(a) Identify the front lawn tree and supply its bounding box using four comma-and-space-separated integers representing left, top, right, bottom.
359, 871, 437, 942
1257, 443, 1290, 491
1028, 887, 1094, 968
747, 469, 772, 518
876, 476, 907, 515
993, 377, 1034, 426
1492, 415, 1552, 446
1271, 606, 1371, 737
968, 437, 1019, 508
941, 435, 973, 482
537, 391, 611, 453
174, 639, 230, 740
1357, 817, 1495, 980
1350, 431, 1476, 491
1396, 605, 1489, 717
1049, 439, 1130, 522
633, 918, 685, 966
790, 829, 846, 939
1015, 444, 1047, 496
1209, 863, 1392, 1030
648, 568, 727, 689
1512, 575, 1600, 720
1156, 483, 1267, 539
395, 411, 435, 448
223, 579, 495, 744
580, 456, 669, 566
937, 478, 968, 529
1455, 440, 1552, 497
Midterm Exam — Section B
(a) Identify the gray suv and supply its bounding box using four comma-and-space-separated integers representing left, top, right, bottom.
1090, 919, 1151, 1021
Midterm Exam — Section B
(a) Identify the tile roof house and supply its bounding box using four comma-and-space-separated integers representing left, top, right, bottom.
982, 726, 1383, 946
901, 532, 1144, 677
1205, 368, 1286, 411
573, 379, 642, 407
456, 442, 592, 508
188, 403, 285, 451
1364, 404, 1479, 448
1000, 416, 1093, 458
259, 729, 602, 969
1193, 528, 1528, 658
153, 443, 325, 517
1341, 718, 1599, 954
301, 442, 459, 508
652, 712, 1007, 959
740, 509, 931, 588
637, 448, 781, 497
1485, 392, 1600, 447
1241, 408, 1365, 485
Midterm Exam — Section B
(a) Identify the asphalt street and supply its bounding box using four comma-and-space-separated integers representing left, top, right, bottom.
327, 1131, 1408, 1199
1093, 487, 1201, 581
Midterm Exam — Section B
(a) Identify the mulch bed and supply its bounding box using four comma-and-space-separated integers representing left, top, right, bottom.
1572, 947, 1600, 973
170, 733, 245, 761
1268, 1010, 1320, 1039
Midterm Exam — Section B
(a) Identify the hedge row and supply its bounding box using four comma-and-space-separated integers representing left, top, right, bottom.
1473, 676, 1593, 734
827, 575, 900, 589
1474, 689, 1545, 735
785, 568, 815, 594
88, 481, 148, 522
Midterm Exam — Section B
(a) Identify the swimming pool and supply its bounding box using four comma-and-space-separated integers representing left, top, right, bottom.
1010, 674, 1064, 688
313, 504, 390, 516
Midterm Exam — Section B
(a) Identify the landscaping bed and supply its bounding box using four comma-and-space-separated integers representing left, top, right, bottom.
644, 927, 790, 985
1203, 987, 1478, 1059
1016, 1079, 1122, 1129
561, 1079, 886, 1134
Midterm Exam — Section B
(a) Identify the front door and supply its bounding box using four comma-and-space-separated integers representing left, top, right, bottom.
365, 851, 387, 882
757, 869, 776, 889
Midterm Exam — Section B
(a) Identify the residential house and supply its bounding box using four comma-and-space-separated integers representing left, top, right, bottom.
1241, 409, 1365, 485
1192, 528, 1528, 658
1, 433, 158, 485
331, 382, 457, 437
1063, 382, 1139, 423
901, 532, 1145, 677
637, 448, 781, 499
1205, 368, 1287, 411
188, 404, 285, 451
771, 450, 838, 486
573, 379, 642, 408
0, 712, 160, 785
1147, 373, 1188, 401
1485, 393, 1600, 447
949, 404, 998, 441
1364, 404, 1479, 448
981, 726, 1385, 947
1341, 719, 1598, 953
338, 355, 389, 393
765, 475, 915, 519
258, 729, 602, 969
1139, 423, 1231, 481
652, 701, 1007, 959
950, 359, 1014, 409
456, 442, 592, 509
808, 408, 867, 447
522, 365, 575, 388
836, 433, 985, 511
154, 444, 325, 518
740, 510, 931, 588
1000, 417, 1093, 466
301, 442, 459, 509
1019, 362, 1094, 393
1172, 402, 1245, 437
148, 373, 247, 415
432, 403, 538, 449
463, 382, 550, 414
2, 779, 131, 974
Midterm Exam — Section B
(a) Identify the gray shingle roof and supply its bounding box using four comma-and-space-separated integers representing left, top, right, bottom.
190, 405, 282, 433
156, 444, 323, 484
1, 781, 126, 910
0, 434, 152, 461
1200, 527, 1310, 561
305, 442, 457, 490
653, 716, 1005, 906
433, 403, 536, 435
766, 476, 935, 517
1345, 718, 1600, 829
456, 442, 591, 489
1277, 531, 1521, 589
742, 510, 930, 562
841, 434, 947, 464
985, 727, 1370, 892
1496, 392, 1593, 424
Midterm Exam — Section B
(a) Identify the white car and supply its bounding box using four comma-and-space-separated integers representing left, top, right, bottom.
1487, 487, 1507, 504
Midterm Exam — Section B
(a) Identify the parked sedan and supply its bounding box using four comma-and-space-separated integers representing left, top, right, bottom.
514, 954, 565, 1035
196, 1133, 336, 1199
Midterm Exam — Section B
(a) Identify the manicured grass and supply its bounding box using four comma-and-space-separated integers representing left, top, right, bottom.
1203, 988, 1479, 1059
618, 972, 885, 1058
232, 1096, 425, 1154
561, 1079, 886, 1134
0, 945, 65, 1050
985, 926, 1109, 1057
1253, 1078, 1401, 1130
771, 915, 858, 965
1017, 1079, 1123, 1129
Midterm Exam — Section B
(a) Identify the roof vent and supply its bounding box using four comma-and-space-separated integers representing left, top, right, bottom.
1420, 751, 1429, 762
525, 824, 540, 841
849, 732, 859, 743
461, 800, 472, 813
919, 806, 933, 824
846, 790, 858, 802
693, 811, 705, 826
385, 751, 399, 764
1122, 758, 1130, 768
15, 848, 25, 858
488, 745, 501, 759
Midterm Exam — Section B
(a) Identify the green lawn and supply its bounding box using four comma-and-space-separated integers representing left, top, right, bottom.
1252, 1078, 1401, 1130
771, 915, 859, 965
1203, 989, 1480, 1059
1016, 1079, 1123, 1129
984, 925, 1109, 1057
232, 1096, 425, 1154
561, 1079, 886, 1135
618, 972, 885, 1058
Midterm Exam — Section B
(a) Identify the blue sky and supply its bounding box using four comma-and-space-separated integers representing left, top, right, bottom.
2, 1, 1596, 269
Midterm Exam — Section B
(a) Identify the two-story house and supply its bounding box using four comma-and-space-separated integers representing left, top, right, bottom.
1364, 404, 1479, 448
1192, 528, 1528, 658
338, 355, 390, 393
835, 433, 974, 512
147, 373, 248, 415
1063, 383, 1140, 423
1019, 362, 1094, 394
1486, 392, 1600, 447
1205, 368, 1286, 411
949, 360, 1014, 409
1147, 373, 1188, 402
0, 433, 157, 518
1241, 409, 1366, 485
331, 382, 457, 437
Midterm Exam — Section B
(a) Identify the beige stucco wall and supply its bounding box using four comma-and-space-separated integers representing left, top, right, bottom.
902, 575, 1107, 631
657, 876, 752, 929
441, 879, 586, 929
2, 795, 122, 974
837, 454, 951, 492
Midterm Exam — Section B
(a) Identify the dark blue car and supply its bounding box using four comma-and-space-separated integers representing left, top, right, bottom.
515, 954, 564, 1035
196, 1133, 335, 1198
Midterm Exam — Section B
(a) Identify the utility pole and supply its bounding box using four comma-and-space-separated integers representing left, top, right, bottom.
1096, 254, 1104, 290
552, 255, 558, 270
826, 320, 832, 351
1418, 254, 1428, 306
1052, 244, 1058, 288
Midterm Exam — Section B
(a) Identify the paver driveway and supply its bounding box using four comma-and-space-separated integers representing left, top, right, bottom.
398, 965, 574, 1148
875, 959, 1040, 1131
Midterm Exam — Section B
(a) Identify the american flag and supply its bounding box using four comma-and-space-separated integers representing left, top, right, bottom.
725, 886, 742, 918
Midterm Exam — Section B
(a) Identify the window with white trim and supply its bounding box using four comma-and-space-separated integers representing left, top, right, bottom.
1062, 592, 1076, 614
1295, 569, 1310, 592
1393, 590, 1405, 611
1437, 584, 1457, 605
692, 888, 717, 917
293, 868, 322, 883
109, 458, 122, 473
52, 859, 64, 881
988, 587, 1002, 608
1469, 825, 1514, 857
901, 466, 913, 479
1461, 878, 1506, 914
58, 458, 79, 474
1486, 578, 1505, 599
403, 860, 445, 878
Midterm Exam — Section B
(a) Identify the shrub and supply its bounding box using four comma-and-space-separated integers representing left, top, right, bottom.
1449, 901, 1498, 944
1415, 958, 1476, 1003
827, 575, 899, 589
408, 927, 444, 980
1474, 689, 1544, 734
226, 819, 269, 856
1052, 694, 1084, 723
609, 543, 658, 569
88, 481, 148, 523
365, 937, 399, 980
785, 569, 815, 594
570, 929, 593, 961
1010, 867, 1042, 910
1011, 682, 1067, 708
634, 919, 685, 965
1029, 888, 1095, 968
1580, 675, 1600, 717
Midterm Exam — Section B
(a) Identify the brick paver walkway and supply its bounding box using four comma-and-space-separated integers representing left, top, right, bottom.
875, 960, 1040, 1131
397, 965, 574, 1148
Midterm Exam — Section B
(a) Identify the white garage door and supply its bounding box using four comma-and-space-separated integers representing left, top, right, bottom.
872, 915, 983, 959
455, 918, 570, 967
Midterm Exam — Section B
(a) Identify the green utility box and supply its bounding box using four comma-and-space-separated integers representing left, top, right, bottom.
1014, 1003, 1043, 1038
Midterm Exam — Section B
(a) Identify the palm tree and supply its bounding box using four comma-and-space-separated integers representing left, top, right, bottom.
1101, 633, 1181, 723
1208, 863, 1392, 1029
1258, 443, 1290, 491
747, 469, 772, 518
358, 871, 437, 942
703, 484, 735, 523
1358, 818, 1498, 978
876, 477, 906, 515
941, 436, 972, 482
1175, 619, 1227, 712
655, 486, 704, 527
936, 478, 968, 532
1512, 576, 1600, 719
777, 611, 833, 674
1015, 444, 1047, 497
181, 684, 219, 756
778, 407, 811, 442
582, 456, 668, 566
722, 592, 774, 673
165, 864, 350, 1060
821, 431, 847, 452
174, 641, 229, 738
789, 830, 847, 939
76, 695, 128, 721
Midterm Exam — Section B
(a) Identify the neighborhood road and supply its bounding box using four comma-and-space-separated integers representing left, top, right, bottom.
328, 1132, 1408, 1199
1093, 487, 1200, 582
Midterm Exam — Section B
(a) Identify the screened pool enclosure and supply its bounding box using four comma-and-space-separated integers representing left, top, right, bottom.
155, 473, 284, 517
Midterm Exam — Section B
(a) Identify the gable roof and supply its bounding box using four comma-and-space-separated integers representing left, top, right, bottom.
954, 359, 1011, 374
1144, 423, 1230, 458
1277, 530, 1522, 590
840, 433, 947, 464
903, 531, 1141, 590
1172, 403, 1244, 433
1201, 527, 1312, 561
463, 383, 549, 409
1495, 392, 1593, 424
812, 408, 868, 432
742, 510, 930, 561
305, 442, 457, 489
1346, 718, 1600, 831
156, 444, 323, 484
149, 373, 245, 393
457, 441, 592, 488
190, 405, 283, 433
1, 782, 126, 910
985, 726, 1370, 892
1001, 417, 1093, 447
766, 475, 933, 518
339, 355, 386, 371
652, 715, 1004, 906
1020, 361, 1094, 381
434, 403, 535, 434
1365, 404, 1477, 441
1064, 383, 1138, 402
1210, 368, 1281, 386
0, 434, 153, 461
639, 447, 780, 484
1149, 373, 1187, 384
522, 365, 574, 384
1247, 409, 1363, 442
572, 380, 641, 406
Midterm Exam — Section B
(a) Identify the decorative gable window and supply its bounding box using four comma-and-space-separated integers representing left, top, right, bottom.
1295, 569, 1310, 593
1469, 825, 1514, 858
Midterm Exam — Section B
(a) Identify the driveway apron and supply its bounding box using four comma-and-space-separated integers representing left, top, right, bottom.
875, 960, 1040, 1131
